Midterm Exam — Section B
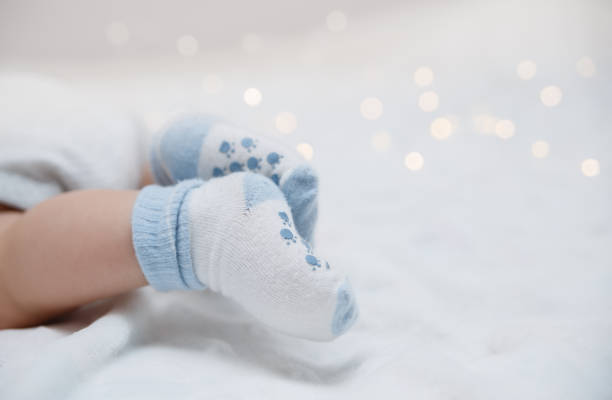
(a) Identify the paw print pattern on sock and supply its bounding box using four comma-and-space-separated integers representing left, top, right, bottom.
266, 152, 283, 169
229, 161, 244, 172
302, 238, 326, 271
241, 137, 258, 152
277, 211, 327, 271
279, 211, 292, 227
212, 166, 226, 177
219, 141, 236, 158
247, 157, 262, 171
279, 210, 298, 244
305, 254, 322, 270
301, 237, 329, 271
280, 228, 296, 245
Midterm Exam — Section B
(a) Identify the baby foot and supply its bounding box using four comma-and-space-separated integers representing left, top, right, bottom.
149, 114, 318, 242
131, 173, 357, 340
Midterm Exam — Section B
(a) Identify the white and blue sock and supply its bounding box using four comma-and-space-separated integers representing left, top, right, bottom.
149, 114, 318, 242
131, 173, 357, 341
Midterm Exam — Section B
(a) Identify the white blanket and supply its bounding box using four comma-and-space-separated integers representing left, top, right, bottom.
1, 1, 611, 398
1, 134, 610, 398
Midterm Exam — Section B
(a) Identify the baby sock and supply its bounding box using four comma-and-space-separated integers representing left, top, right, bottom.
131, 172, 357, 341
149, 114, 318, 242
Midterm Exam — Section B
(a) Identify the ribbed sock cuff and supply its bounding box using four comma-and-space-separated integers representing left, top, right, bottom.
131, 179, 206, 291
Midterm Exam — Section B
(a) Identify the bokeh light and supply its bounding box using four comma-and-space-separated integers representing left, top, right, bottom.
418, 91, 439, 112
243, 88, 262, 106
581, 158, 600, 177
296, 143, 314, 160
495, 119, 515, 139
275, 112, 297, 134
430, 117, 453, 140
576, 57, 596, 78
202, 75, 223, 94
177, 35, 199, 56
106, 22, 129, 46
516, 60, 537, 80
360, 97, 383, 120
404, 152, 424, 171
371, 131, 391, 151
326, 10, 347, 32
414, 67, 434, 87
531, 140, 550, 158
540, 86, 563, 107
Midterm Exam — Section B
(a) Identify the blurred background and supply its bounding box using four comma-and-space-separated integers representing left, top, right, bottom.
1, 0, 611, 398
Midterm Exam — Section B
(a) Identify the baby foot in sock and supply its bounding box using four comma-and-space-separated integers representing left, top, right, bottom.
149, 114, 318, 242
131, 173, 357, 341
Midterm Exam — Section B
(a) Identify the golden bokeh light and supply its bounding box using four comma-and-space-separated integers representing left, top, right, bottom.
360, 97, 383, 120
516, 60, 537, 80
404, 152, 424, 171
540, 86, 563, 107
581, 158, 600, 177
414, 67, 434, 87
296, 143, 314, 160
495, 119, 515, 139
243, 88, 262, 106
430, 117, 453, 140
531, 140, 549, 158
418, 91, 439, 112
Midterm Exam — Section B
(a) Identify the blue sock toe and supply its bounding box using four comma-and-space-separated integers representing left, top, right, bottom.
331, 279, 358, 337
281, 165, 318, 242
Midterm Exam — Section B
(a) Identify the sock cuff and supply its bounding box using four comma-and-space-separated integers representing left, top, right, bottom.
131, 179, 206, 291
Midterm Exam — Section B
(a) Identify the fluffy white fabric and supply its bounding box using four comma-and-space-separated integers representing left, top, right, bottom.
1, 1, 611, 398
0, 74, 145, 209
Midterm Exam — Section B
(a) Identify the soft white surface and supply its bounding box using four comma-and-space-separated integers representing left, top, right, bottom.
1, 1, 611, 398
0, 75, 146, 209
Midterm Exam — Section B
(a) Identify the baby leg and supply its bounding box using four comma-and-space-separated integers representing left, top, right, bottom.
0, 175, 357, 340
0, 190, 146, 329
